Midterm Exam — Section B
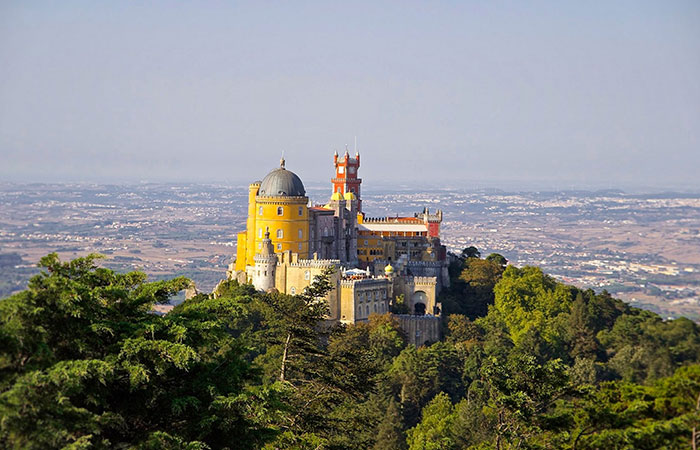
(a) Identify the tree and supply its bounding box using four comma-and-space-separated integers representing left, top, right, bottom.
406, 392, 456, 450
486, 253, 508, 268
492, 265, 574, 348
460, 246, 481, 259
0, 253, 279, 449
373, 399, 407, 450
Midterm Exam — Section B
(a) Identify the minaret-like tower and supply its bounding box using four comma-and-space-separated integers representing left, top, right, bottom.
332, 148, 362, 212
252, 232, 277, 292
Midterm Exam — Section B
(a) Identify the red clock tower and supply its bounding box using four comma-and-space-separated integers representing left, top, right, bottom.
332, 149, 362, 212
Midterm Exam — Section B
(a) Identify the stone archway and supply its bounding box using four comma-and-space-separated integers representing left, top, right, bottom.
414, 302, 426, 315
412, 290, 428, 315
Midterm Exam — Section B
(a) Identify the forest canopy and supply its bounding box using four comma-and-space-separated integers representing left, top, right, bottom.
0, 251, 699, 449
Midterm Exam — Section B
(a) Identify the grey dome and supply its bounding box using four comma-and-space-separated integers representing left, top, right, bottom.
258, 164, 306, 197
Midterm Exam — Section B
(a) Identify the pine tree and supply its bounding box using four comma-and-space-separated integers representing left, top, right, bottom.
373, 399, 407, 450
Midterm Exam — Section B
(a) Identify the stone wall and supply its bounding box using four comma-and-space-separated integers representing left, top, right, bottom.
394, 314, 441, 347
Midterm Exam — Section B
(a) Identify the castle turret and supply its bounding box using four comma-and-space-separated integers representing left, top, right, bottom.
252, 232, 276, 291
331, 149, 362, 212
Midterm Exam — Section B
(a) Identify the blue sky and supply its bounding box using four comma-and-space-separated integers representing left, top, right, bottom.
1, 1, 699, 190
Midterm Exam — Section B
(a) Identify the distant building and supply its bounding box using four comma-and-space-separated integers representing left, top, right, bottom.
227, 151, 449, 343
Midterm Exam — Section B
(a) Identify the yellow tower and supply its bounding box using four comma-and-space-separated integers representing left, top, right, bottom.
235, 158, 309, 271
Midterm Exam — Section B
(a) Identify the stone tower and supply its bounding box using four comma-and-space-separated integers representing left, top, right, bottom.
252, 232, 276, 291
332, 149, 362, 212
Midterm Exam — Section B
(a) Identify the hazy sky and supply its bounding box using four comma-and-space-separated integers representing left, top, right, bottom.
1, 1, 699, 190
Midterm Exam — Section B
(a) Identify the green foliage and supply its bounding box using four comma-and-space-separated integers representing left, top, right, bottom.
392, 294, 410, 315
460, 246, 481, 259
2, 252, 700, 449
493, 265, 574, 348
373, 398, 407, 450
406, 392, 457, 450
0, 253, 277, 449
441, 252, 504, 319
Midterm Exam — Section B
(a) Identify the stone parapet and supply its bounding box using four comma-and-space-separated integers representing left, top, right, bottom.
394, 314, 441, 346
289, 258, 341, 268
340, 277, 388, 288
406, 276, 437, 285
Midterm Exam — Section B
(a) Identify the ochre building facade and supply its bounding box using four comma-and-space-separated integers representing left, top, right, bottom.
228, 152, 449, 342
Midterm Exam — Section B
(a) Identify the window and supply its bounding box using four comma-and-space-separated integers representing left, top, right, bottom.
298, 243, 302, 250
277, 243, 282, 250
290, 287, 296, 295
277, 229, 283, 239
259, 206, 263, 215
338, 166, 345, 174
304, 270, 310, 280
366, 305, 370, 315
298, 206, 303, 216
258, 228, 262, 238
258, 243, 261, 249
364, 240, 368, 246
277, 206, 283, 216
298, 229, 303, 239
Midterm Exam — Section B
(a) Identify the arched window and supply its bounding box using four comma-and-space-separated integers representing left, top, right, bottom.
277, 243, 282, 250
366, 305, 370, 315
259, 206, 263, 215
258, 228, 262, 238
298, 206, 303, 216
277, 229, 283, 239
290, 287, 296, 295
277, 206, 283, 216
304, 270, 310, 280
298, 229, 303, 239
298, 243, 302, 250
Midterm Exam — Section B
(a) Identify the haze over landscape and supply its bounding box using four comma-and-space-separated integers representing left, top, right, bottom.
1, 1, 699, 189
5, 3, 700, 449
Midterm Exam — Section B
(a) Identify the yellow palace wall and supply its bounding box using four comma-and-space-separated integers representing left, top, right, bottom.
235, 182, 310, 270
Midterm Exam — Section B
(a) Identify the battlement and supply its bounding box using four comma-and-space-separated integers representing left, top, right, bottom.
406, 260, 443, 267
406, 276, 437, 285
289, 258, 341, 268
414, 208, 443, 223
340, 277, 389, 288
363, 216, 423, 224
254, 254, 276, 263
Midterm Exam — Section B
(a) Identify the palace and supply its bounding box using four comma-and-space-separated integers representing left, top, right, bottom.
227, 151, 448, 342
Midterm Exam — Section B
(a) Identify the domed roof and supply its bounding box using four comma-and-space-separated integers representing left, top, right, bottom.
331, 192, 343, 201
384, 264, 394, 274
343, 191, 356, 201
258, 158, 306, 197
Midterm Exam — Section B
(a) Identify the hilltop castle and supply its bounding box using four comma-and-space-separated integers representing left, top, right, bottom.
227, 150, 448, 342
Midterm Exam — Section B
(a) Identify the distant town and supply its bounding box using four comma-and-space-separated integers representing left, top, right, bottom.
1, 182, 698, 320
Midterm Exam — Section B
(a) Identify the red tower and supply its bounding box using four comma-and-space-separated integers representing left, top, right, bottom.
332, 149, 362, 212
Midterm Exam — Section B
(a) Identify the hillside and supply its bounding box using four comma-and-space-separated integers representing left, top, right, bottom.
1, 251, 699, 449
